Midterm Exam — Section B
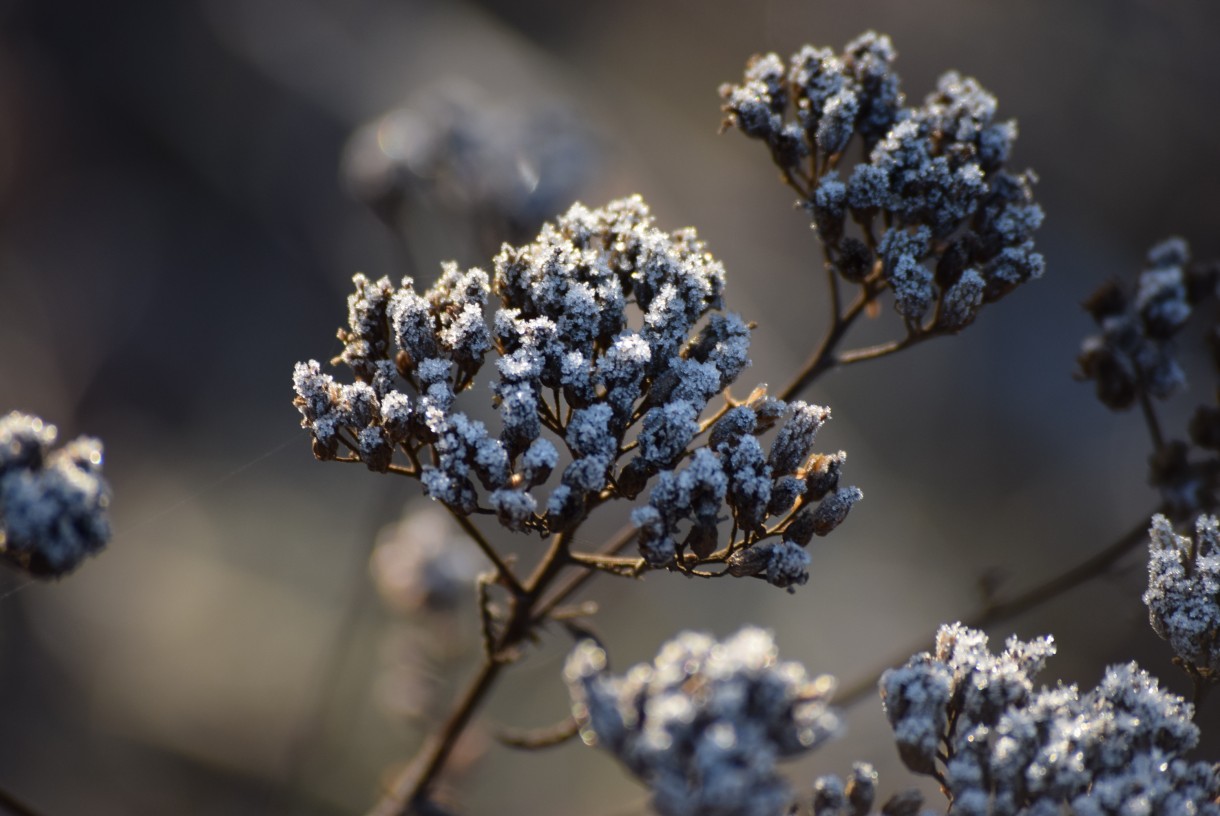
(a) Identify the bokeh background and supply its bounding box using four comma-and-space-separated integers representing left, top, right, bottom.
1, 0, 1218, 813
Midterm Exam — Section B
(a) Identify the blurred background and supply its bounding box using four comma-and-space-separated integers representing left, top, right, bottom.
0, 0, 1218, 813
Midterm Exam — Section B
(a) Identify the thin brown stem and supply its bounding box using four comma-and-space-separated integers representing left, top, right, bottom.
779, 284, 880, 402
566, 551, 647, 577
1138, 390, 1167, 452
833, 510, 1160, 708
368, 530, 581, 813
496, 715, 580, 750
835, 331, 933, 367
366, 658, 505, 816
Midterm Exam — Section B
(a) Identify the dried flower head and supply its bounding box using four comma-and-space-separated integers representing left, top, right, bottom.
0, 411, 110, 578
565, 627, 840, 816
721, 32, 1043, 334
294, 196, 859, 588
881, 623, 1220, 815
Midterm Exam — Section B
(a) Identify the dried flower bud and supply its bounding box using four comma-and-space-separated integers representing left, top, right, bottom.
812, 486, 863, 535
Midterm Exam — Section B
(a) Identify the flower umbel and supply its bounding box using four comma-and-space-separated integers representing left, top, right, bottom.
293, 196, 859, 585
881, 623, 1220, 815
720, 32, 1044, 335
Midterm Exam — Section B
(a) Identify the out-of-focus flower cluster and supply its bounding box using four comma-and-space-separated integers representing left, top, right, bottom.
293, 196, 860, 587
564, 627, 840, 816
1078, 237, 1220, 517
0, 411, 110, 578
811, 763, 929, 816
881, 623, 1220, 815
343, 84, 598, 249
1078, 238, 1215, 410
720, 32, 1043, 332
370, 501, 483, 614
1145, 514, 1220, 682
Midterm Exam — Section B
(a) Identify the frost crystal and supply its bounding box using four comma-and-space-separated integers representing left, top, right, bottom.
565, 627, 840, 816
881, 623, 1220, 814
0, 412, 110, 578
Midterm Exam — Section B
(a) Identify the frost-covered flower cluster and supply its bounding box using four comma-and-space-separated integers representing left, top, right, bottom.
1145, 514, 1220, 680
293, 196, 859, 586
564, 627, 840, 816
881, 623, 1220, 815
1078, 238, 1220, 516
0, 411, 110, 578
720, 32, 1043, 331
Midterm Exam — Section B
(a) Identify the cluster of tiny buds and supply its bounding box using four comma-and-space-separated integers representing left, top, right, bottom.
1079, 237, 1220, 517
1145, 514, 1220, 684
880, 623, 1220, 815
293, 195, 860, 589
564, 627, 840, 816
633, 390, 862, 591
720, 32, 1043, 334
0, 411, 110, 578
